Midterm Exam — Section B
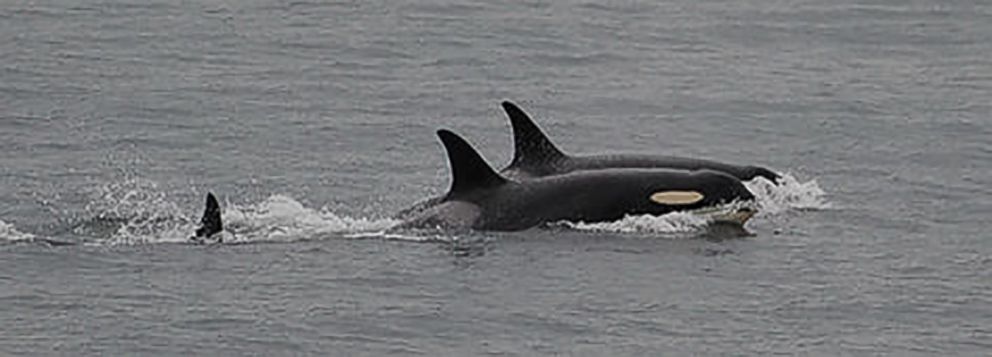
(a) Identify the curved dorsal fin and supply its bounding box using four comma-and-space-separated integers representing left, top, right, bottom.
437, 129, 507, 198
501, 101, 566, 169
194, 192, 223, 238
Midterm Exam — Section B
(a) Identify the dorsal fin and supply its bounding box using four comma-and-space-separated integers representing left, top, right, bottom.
502, 101, 566, 169
437, 129, 507, 198
193, 192, 223, 239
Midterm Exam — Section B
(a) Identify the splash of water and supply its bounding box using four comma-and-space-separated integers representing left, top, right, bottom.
561, 211, 713, 234
85, 177, 404, 245
83, 178, 195, 245
0, 219, 35, 242
220, 194, 401, 243
745, 172, 829, 215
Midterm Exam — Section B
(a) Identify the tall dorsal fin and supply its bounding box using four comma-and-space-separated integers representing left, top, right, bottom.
501, 101, 566, 169
193, 192, 223, 239
437, 129, 507, 198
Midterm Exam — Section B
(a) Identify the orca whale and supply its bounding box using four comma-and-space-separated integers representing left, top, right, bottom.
397, 130, 756, 231
500, 101, 781, 182
190, 192, 224, 244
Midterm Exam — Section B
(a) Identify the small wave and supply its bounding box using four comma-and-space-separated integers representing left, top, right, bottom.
745, 172, 829, 215
560, 211, 713, 234
218, 194, 402, 244
0, 219, 36, 242
344, 230, 455, 243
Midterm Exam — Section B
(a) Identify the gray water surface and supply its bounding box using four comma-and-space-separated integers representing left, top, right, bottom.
2, 1, 991, 355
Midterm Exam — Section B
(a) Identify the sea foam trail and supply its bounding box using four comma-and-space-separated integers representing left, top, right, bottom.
103, 194, 402, 245
219, 194, 401, 244
68, 177, 403, 245
7, 172, 827, 245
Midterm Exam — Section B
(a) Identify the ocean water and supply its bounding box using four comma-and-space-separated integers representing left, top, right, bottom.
2, 0, 990, 355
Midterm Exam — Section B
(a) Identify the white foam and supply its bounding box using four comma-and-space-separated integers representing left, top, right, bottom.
103, 194, 406, 245
0, 219, 36, 242
561, 210, 713, 234
744, 172, 830, 215
82, 177, 407, 245
219, 194, 402, 243
344, 230, 449, 242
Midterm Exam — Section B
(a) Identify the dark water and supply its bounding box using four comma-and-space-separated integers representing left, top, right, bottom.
2, 1, 990, 355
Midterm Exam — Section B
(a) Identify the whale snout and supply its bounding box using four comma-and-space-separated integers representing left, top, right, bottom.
694, 170, 756, 204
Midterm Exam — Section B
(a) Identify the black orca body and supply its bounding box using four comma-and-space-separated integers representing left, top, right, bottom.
190, 192, 224, 243
398, 130, 755, 231
500, 101, 781, 182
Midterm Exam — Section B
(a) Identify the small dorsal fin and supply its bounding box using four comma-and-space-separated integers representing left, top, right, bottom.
193, 192, 223, 239
502, 101, 566, 169
437, 129, 507, 198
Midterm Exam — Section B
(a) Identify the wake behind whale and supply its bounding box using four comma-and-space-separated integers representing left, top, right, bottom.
0, 100, 827, 245
0, 171, 824, 247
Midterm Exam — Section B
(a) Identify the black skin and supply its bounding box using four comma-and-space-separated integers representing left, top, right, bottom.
190, 192, 223, 243
398, 130, 756, 232
396, 101, 778, 221
500, 100, 782, 183
507, 154, 781, 183
395, 161, 770, 221
463, 169, 753, 231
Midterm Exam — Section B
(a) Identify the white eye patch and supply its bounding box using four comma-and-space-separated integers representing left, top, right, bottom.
649, 190, 704, 205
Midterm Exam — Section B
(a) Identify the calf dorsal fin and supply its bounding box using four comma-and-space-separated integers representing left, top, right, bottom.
193, 192, 222, 239
437, 129, 507, 198
502, 101, 566, 170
